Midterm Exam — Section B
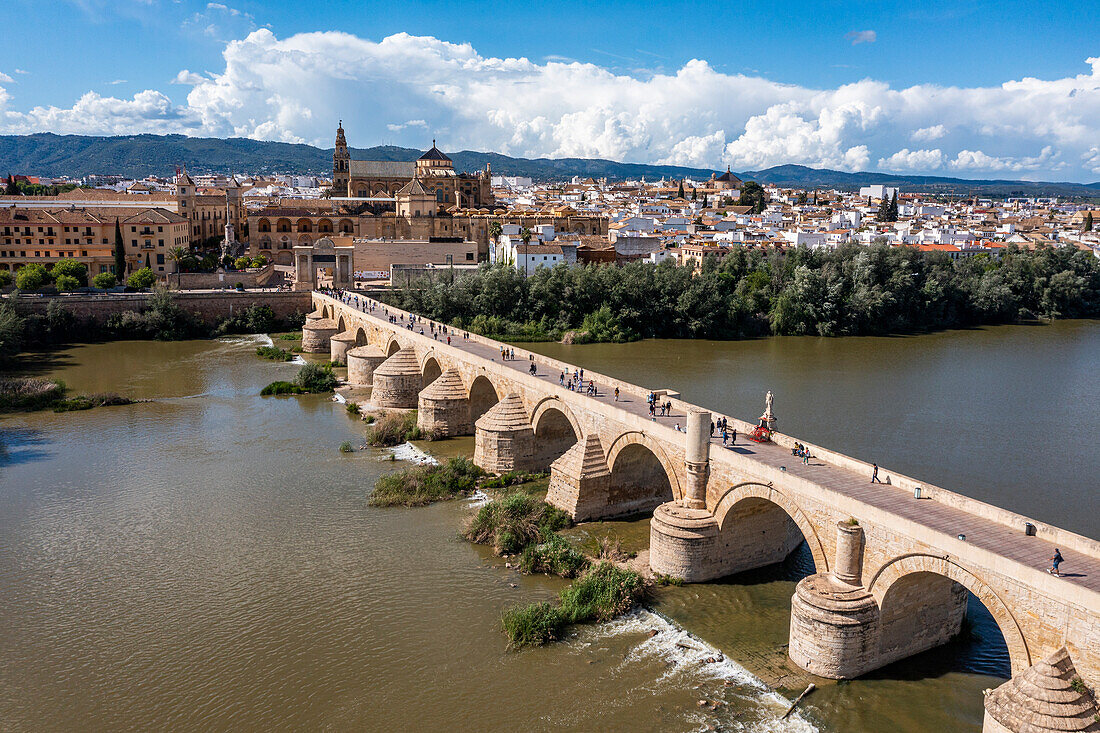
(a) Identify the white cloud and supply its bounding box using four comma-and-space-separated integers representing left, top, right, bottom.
878, 148, 945, 171
0, 72, 13, 84
912, 124, 946, 142
107, 79, 127, 85
846, 30, 877, 45
13, 69, 29, 75
4, 31, 1100, 179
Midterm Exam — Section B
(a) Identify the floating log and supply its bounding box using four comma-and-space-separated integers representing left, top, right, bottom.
781, 683, 816, 720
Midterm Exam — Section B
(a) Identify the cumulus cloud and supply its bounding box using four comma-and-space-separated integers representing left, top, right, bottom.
846, 30, 877, 45
912, 124, 946, 142
0, 72, 13, 84
878, 148, 945, 171
3, 31, 1100, 179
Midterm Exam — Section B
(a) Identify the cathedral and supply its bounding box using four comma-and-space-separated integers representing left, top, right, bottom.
332, 122, 494, 209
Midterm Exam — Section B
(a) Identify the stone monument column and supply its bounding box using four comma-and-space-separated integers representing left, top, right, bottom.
683, 408, 711, 509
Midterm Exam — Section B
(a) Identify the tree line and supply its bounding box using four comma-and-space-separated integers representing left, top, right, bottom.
378, 244, 1100, 342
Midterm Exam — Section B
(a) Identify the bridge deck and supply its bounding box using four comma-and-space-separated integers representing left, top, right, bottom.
335, 293, 1098, 595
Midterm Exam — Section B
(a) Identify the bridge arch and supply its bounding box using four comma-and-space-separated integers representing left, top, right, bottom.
322, 304, 333, 319
337, 315, 346, 332
868, 554, 1030, 675
354, 327, 368, 346
385, 338, 402, 356
421, 352, 442, 388
605, 431, 681, 512
530, 397, 582, 469
712, 482, 828, 574
468, 374, 499, 424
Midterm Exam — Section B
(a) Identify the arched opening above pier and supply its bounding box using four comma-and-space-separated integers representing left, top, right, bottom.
870, 557, 1024, 678
531, 402, 580, 470
469, 376, 499, 424
607, 442, 674, 516
711, 485, 826, 580
354, 327, 368, 347
386, 339, 402, 356
422, 356, 442, 389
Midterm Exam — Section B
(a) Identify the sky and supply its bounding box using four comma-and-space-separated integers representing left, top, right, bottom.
3, 0, 1100, 181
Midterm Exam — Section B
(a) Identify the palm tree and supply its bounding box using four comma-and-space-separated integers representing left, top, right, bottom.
167, 246, 188, 290
488, 221, 503, 262
519, 227, 532, 278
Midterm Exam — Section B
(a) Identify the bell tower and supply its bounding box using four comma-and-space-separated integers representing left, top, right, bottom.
333, 120, 350, 196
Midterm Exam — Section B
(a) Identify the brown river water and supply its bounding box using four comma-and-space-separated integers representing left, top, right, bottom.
0, 320, 1096, 732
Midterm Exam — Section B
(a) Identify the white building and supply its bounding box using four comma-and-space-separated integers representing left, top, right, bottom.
859, 184, 899, 200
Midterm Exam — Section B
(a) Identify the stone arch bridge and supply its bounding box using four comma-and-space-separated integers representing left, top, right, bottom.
306, 292, 1100, 732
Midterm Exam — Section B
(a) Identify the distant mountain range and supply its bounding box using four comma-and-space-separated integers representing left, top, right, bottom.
2, 133, 1099, 197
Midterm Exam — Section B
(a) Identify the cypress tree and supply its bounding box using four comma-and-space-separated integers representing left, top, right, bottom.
5, 174, 18, 196
691, 187, 697, 201
889, 190, 899, 221
1085, 212, 1094, 231
677, 179, 685, 199
113, 219, 126, 277
876, 196, 890, 222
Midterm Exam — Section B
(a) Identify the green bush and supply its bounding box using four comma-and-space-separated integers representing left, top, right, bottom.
0, 270, 13, 288
92, 272, 117, 289
105, 289, 202, 340
365, 410, 425, 446
252, 254, 269, 267
339, 441, 354, 453
126, 268, 157, 289
295, 362, 338, 392
0, 301, 25, 363
558, 562, 645, 624
519, 534, 590, 578
216, 303, 276, 335
255, 345, 294, 361
233, 256, 251, 270
15, 263, 51, 291
54, 274, 81, 292
463, 492, 571, 555
345, 401, 360, 415
260, 381, 303, 395
501, 602, 565, 648
369, 456, 484, 507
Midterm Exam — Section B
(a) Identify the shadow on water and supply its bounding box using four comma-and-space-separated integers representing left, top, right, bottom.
1, 347, 79, 378
0, 427, 53, 467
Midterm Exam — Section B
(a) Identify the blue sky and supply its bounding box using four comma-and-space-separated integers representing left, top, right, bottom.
3, 0, 1100, 180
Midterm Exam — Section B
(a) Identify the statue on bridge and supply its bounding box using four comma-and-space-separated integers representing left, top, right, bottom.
760, 390, 777, 432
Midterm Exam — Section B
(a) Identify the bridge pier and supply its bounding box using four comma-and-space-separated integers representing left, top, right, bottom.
346, 345, 387, 386
301, 317, 337, 353
329, 330, 356, 364
788, 520, 968, 679
982, 647, 1100, 732
473, 394, 537, 473
370, 348, 421, 408
417, 369, 471, 437
545, 435, 611, 521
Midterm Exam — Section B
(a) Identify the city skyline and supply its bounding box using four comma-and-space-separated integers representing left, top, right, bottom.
3, 1, 1100, 181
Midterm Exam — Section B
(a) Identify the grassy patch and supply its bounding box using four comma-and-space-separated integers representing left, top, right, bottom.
519, 534, 589, 578
52, 393, 135, 412
345, 401, 360, 416
464, 492, 571, 555
365, 410, 435, 446
369, 456, 484, 507
501, 602, 565, 648
481, 471, 548, 490
559, 562, 645, 624
500, 562, 646, 648
1, 378, 135, 413
339, 441, 354, 453
0, 377, 67, 412
260, 363, 338, 396
256, 345, 295, 361
654, 573, 685, 587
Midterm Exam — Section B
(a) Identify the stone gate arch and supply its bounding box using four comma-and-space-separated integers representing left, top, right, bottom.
868, 554, 1031, 675
712, 482, 829, 574
386, 338, 402, 356
605, 431, 682, 513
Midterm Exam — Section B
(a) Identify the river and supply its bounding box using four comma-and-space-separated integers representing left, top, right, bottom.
0, 321, 1096, 732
